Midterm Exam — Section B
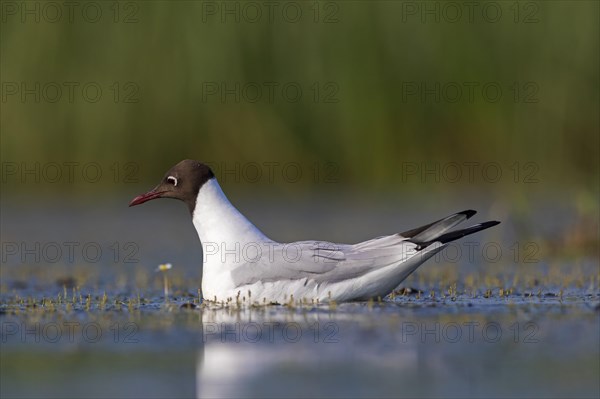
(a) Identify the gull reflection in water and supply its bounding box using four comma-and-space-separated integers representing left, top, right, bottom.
193, 309, 439, 399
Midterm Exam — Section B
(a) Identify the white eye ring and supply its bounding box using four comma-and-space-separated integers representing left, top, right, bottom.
167, 176, 178, 186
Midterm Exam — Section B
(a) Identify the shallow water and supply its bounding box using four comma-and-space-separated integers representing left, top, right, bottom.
1, 297, 598, 398
1, 196, 599, 398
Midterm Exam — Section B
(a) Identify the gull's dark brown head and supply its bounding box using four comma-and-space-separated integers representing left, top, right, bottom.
129, 160, 214, 213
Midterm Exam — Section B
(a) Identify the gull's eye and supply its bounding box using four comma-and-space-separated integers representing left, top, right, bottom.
167, 176, 178, 186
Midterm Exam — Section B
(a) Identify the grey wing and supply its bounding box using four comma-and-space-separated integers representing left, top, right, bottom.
230, 237, 418, 287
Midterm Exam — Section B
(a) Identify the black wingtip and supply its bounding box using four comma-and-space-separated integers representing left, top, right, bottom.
416, 220, 501, 250
460, 210, 477, 219
436, 220, 500, 244
478, 221, 501, 229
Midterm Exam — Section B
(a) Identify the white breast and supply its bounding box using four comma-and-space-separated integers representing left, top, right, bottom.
192, 178, 273, 299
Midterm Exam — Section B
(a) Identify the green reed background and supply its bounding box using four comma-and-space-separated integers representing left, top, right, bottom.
1, 1, 598, 199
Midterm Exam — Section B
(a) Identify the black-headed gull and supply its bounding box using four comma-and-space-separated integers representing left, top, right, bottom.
130, 160, 499, 303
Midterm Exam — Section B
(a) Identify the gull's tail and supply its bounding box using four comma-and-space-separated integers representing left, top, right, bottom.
400, 210, 500, 250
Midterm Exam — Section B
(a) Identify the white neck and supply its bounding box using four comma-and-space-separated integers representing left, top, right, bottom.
191, 178, 271, 248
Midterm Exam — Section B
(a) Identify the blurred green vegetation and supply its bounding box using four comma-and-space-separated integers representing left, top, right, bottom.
1, 1, 598, 198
